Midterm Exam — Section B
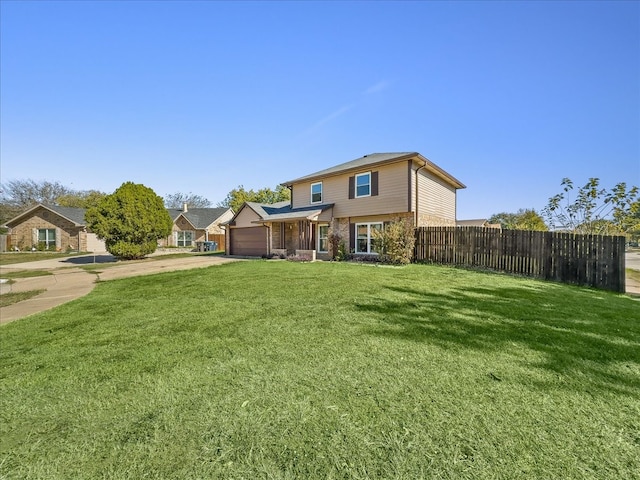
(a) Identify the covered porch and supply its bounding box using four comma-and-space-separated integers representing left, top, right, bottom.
254, 203, 334, 260
266, 219, 330, 260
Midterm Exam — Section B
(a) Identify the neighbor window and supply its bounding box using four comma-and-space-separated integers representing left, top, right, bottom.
318, 224, 329, 252
311, 182, 322, 204
177, 231, 194, 247
355, 172, 371, 198
355, 222, 382, 254
38, 229, 56, 249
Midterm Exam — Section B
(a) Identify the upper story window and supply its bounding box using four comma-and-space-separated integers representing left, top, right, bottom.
355, 172, 371, 198
311, 182, 322, 204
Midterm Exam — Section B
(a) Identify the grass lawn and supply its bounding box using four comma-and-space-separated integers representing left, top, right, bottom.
0, 289, 46, 308
0, 252, 85, 266
1, 261, 638, 479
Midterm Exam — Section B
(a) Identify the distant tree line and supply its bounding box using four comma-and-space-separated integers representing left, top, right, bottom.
2, 177, 637, 240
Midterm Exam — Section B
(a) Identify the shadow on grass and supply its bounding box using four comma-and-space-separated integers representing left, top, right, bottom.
356, 283, 640, 397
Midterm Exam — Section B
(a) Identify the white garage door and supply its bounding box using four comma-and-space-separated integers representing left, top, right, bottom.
86, 233, 107, 252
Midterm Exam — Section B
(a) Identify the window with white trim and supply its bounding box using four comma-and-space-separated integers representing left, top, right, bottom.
177, 231, 194, 247
318, 224, 329, 252
355, 172, 371, 198
355, 222, 382, 254
38, 229, 56, 249
311, 182, 322, 204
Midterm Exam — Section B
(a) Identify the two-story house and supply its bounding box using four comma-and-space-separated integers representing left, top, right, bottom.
225, 152, 465, 259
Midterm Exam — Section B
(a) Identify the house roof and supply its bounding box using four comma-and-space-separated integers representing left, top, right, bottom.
167, 207, 231, 229
456, 219, 490, 227
281, 152, 466, 189
256, 202, 334, 222
4, 204, 230, 230
456, 219, 502, 229
226, 201, 334, 225
4, 204, 87, 228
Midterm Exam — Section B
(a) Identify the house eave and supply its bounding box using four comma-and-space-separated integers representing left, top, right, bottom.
280, 153, 419, 186
4, 203, 86, 228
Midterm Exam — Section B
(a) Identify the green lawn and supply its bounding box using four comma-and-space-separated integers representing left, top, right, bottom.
1, 261, 638, 479
0, 252, 85, 265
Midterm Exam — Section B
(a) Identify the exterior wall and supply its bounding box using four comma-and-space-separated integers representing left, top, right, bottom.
328, 213, 414, 256
271, 222, 283, 249
9, 207, 83, 251
233, 206, 262, 228
161, 211, 231, 248
291, 161, 411, 218
226, 206, 264, 254
285, 222, 299, 252
416, 169, 457, 225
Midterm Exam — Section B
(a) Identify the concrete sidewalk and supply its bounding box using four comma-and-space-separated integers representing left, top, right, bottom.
0, 254, 242, 325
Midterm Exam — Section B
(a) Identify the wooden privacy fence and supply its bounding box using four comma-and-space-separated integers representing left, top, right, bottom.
415, 227, 626, 292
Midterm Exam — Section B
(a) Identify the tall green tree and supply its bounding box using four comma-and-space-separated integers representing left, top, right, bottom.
164, 192, 211, 209
218, 184, 290, 213
489, 209, 548, 231
56, 190, 107, 209
86, 182, 173, 260
542, 178, 639, 235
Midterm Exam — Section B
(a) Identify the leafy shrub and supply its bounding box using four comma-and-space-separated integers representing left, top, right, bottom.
287, 254, 312, 262
86, 182, 173, 260
262, 253, 286, 260
372, 217, 415, 265
328, 233, 349, 261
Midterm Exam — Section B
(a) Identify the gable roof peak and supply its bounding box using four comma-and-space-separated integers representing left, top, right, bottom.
281, 152, 419, 186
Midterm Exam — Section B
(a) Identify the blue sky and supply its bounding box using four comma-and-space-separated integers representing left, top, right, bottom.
1, 0, 638, 219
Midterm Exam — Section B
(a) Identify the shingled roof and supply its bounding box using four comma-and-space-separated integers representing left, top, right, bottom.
4, 204, 230, 229
168, 207, 231, 229
281, 152, 465, 189
3, 204, 87, 227
226, 201, 334, 225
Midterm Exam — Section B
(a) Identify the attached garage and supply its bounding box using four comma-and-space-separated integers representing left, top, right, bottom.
229, 226, 268, 256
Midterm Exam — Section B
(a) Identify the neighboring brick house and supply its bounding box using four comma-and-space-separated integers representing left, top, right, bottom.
3, 204, 103, 252
159, 204, 234, 250
225, 152, 465, 259
3, 203, 232, 252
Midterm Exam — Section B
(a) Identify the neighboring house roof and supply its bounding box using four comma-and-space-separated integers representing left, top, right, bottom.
281, 152, 466, 189
168, 207, 231, 229
4, 204, 230, 230
457, 219, 490, 227
226, 201, 334, 225
457, 219, 502, 229
3, 203, 87, 228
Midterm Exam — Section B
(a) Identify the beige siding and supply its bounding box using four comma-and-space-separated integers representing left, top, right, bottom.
233, 206, 262, 228
208, 209, 234, 235
291, 161, 411, 218
416, 169, 457, 225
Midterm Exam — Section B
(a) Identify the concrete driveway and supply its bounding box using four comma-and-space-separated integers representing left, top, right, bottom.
0, 253, 242, 325
626, 250, 640, 295
626, 249, 640, 271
